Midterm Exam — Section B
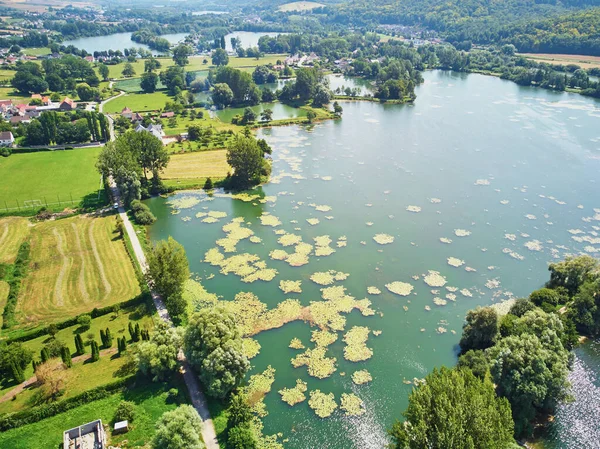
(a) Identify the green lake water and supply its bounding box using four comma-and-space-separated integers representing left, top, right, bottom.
146, 70, 600, 448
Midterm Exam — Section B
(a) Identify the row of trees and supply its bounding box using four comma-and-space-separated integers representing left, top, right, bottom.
25, 111, 109, 146
389, 255, 600, 447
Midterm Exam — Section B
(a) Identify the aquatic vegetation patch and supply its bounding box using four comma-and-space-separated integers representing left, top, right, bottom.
243, 338, 262, 359
460, 288, 473, 297
367, 286, 381, 295
524, 240, 543, 251
311, 329, 338, 347
447, 257, 465, 267
289, 338, 305, 350
385, 281, 414, 296
440, 237, 452, 244
406, 205, 422, 213
307, 218, 320, 226
278, 233, 302, 247
373, 234, 395, 245
279, 380, 308, 406
168, 195, 201, 210
423, 270, 447, 287
245, 365, 276, 417
292, 346, 337, 379
340, 393, 365, 416
280, 280, 302, 294
308, 390, 337, 418
260, 213, 282, 227
352, 370, 372, 385
343, 326, 373, 362
310, 270, 348, 286
433, 297, 447, 306
454, 229, 471, 237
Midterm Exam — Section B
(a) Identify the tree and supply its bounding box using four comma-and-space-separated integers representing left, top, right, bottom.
547, 255, 599, 295
184, 308, 250, 398
122, 63, 136, 77
114, 400, 136, 423
457, 349, 489, 379
135, 321, 182, 381
140, 72, 159, 93
569, 278, 600, 336
203, 178, 213, 190
212, 48, 229, 66
145, 57, 161, 73
295, 68, 319, 102
90, 340, 100, 362
228, 425, 258, 449
160, 66, 185, 95
173, 44, 193, 67
227, 392, 253, 428
388, 367, 514, 449
508, 298, 536, 317
77, 314, 92, 330
488, 333, 571, 437
115, 167, 141, 207
98, 63, 110, 81
74, 334, 85, 355
241, 107, 257, 124
260, 108, 273, 123
529, 288, 561, 312
76, 83, 97, 101
212, 83, 234, 108
312, 84, 331, 107
252, 65, 271, 84
152, 405, 205, 449
226, 135, 270, 189
147, 237, 190, 304
459, 306, 499, 353
306, 110, 317, 123
46, 73, 64, 92
0, 342, 32, 382
188, 125, 202, 141
35, 359, 67, 402
60, 346, 72, 368
333, 101, 343, 117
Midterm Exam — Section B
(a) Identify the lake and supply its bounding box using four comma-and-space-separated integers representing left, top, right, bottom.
225, 31, 285, 52
215, 102, 308, 122
146, 70, 600, 448
62, 32, 189, 55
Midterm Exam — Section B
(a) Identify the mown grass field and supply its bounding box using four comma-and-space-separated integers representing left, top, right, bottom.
519, 53, 600, 70
0, 148, 103, 212
103, 91, 171, 113
162, 150, 230, 186
15, 215, 141, 328
0, 377, 187, 449
0, 86, 33, 103
0, 217, 30, 263
278, 1, 324, 11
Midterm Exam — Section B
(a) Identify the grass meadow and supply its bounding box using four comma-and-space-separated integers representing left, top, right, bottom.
162, 150, 230, 187
14, 215, 141, 328
0, 148, 103, 212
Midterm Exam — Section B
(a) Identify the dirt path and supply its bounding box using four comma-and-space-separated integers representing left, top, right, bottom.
108, 179, 219, 449
88, 220, 112, 300
0, 348, 119, 404
72, 222, 90, 303
52, 228, 68, 307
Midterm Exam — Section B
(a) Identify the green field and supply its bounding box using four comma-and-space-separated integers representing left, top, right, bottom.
15, 215, 141, 328
22, 47, 51, 56
0, 86, 33, 104
278, 1, 324, 11
0, 148, 103, 212
103, 91, 172, 113
0, 377, 187, 449
162, 150, 230, 188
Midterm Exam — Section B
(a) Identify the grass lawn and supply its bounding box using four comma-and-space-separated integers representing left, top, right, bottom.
0, 148, 103, 212
0, 86, 33, 104
15, 215, 141, 328
0, 376, 188, 449
278, 1, 324, 11
162, 150, 230, 185
103, 91, 172, 113
163, 114, 238, 137
0, 217, 30, 263
22, 47, 51, 56
0, 69, 15, 84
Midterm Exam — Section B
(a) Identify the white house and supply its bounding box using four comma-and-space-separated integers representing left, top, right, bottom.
135, 123, 163, 141
0, 131, 14, 147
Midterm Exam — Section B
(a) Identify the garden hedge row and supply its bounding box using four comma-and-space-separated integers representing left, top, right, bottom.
11, 147, 74, 154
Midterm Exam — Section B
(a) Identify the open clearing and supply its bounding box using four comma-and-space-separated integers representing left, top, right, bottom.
519, 53, 600, 70
15, 215, 140, 327
103, 91, 171, 113
0, 217, 30, 263
0, 148, 103, 212
278, 1, 324, 11
162, 150, 230, 183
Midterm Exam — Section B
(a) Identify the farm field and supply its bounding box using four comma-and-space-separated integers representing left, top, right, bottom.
161, 150, 230, 186
0, 377, 187, 449
103, 91, 171, 113
278, 1, 324, 11
0, 217, 30, 263
519, 53, 600, 70
14, 215, 141, 328
0, 148, 103, 212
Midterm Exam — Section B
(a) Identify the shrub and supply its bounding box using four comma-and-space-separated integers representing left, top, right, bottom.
131, 200, 156, 225
113, 400, 136, 423
77, 314, 92, 330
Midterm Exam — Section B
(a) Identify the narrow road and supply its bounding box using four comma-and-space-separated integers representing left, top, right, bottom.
108, 180, 219, 449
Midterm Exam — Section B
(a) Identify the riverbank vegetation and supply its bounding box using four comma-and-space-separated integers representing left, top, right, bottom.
389, 255, 600, 445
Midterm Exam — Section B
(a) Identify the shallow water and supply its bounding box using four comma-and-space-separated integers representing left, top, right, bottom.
62, 32, 189, 55
147, 70, 600, 448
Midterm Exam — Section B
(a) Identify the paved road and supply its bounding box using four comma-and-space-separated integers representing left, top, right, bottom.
108, 180, 219, 449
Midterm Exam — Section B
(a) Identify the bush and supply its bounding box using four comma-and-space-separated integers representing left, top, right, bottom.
77, 314, 92, 330
131, 200, 156, 225
0, 147, 11, 157
113, 400, 136, 423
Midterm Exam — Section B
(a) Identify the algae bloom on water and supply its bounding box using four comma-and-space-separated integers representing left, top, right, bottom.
373, 233, 395, 244
308, 390, 338, 418
352, 369, 373, 385
279, 379, 308, 406
385, 281, 414, 296
340, 393, 365, 416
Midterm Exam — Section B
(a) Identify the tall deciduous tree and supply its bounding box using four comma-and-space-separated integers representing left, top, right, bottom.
135, 321, 182, 381
147, 237, 190, 307
226, 135, 271, 189
184, 308, 249, 398
459, 306, 499, 353
388, 367, 515, 449
152, 405, 205, 449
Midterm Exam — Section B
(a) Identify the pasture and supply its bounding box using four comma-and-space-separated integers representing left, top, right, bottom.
278, 1, 324, 11
0, 217, 30, 263
0, 148, 103, 212
102, 91, 171, 113
519, 53, 600, 70
15, 215, 140, 327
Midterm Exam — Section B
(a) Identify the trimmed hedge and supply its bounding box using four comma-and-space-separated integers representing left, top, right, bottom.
5, 292, 151, 344
1, 241, 30, 329
0, 376, 134, 431
10, 147, 75, 154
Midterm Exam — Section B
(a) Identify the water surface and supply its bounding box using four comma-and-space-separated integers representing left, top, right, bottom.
62, 32, 189, 55
147, 71, 600, 448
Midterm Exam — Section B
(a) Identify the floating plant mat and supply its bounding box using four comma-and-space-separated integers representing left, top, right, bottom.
352, 370, 372, 385
340, 393, 365, 416
279, 379, 308, 406
308, 390, 337, 418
